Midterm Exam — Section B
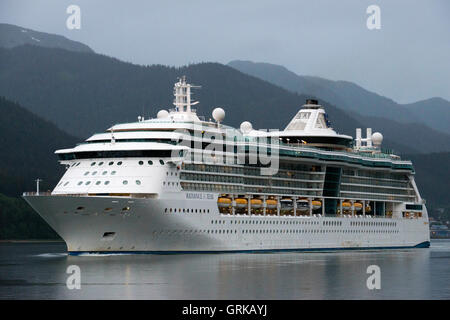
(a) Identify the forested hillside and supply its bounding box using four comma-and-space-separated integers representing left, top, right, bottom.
0, 97, 78, 197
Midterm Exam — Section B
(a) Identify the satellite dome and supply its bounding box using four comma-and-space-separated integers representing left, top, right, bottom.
157, 110, 169, 119
372, 132, 383, 146
240, 121, 253, 134
212, 107, 225, 123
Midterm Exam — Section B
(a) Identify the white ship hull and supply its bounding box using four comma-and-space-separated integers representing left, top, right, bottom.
24, 192, 430, 254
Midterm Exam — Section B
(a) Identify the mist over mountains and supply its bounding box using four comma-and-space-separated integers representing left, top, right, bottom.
228, 60, 450, 135
0, 23, 93, 53
1, 45, 449, 154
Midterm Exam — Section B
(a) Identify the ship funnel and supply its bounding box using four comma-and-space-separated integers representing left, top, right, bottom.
306, 99, 318, 105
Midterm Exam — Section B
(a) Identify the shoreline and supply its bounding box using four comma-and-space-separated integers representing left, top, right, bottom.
0, 239, 64, 243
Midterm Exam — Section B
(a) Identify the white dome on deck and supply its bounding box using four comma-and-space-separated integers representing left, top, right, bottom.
372, 132, 383, 146
240, 121, 253, 134
212, 107, 225, 123
157, 110, 169, 119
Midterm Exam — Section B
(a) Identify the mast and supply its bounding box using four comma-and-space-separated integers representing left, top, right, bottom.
173, 76, 200, 113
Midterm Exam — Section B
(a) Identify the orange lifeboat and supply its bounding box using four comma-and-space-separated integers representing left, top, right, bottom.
235, 198, 248, 208
266, 199, 277, 209
250, 199, 262, 208
217, 197, 232, 208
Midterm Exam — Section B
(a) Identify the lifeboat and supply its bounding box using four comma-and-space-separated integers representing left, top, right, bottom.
311, 200, 322, 210
296, 199, 309, 212
341, 201, 352, 209
354, 202, 363, 211
235, 198, 248, 208
280, 198, 293, 212
250, 199, 262, 208
266, 199, 277, 209
217, 197, 232, 208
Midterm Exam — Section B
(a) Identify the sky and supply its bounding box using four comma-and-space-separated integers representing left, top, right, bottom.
1, 0, 449, 103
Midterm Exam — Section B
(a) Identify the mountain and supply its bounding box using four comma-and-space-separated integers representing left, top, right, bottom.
404, 98, 450, 135
0, 96, 78, 197
228, 60, 450, 135
407, 152, 450, 207
0, 193, 59, 239
0, 45, 359, 136
0, 23, 94, 53
0, 45, 419, 154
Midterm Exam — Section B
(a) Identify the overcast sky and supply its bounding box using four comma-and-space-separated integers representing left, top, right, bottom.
1, 0, 449, 103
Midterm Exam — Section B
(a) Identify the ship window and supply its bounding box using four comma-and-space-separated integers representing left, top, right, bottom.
59, 150, 173, 160
406, 204, 422, 210
98, 162, 104, 166
139, 161, 144, 165
85, 181, 91, 185
117, 161, 123, 165
84, 171, 89, 176
111, 171, 116, 175
77, 181, 83, 185
105, 181, 110, 185
136, 180, 141, 185
102, 171, 107, 175
123, 180, 128, 185
92, 171, 97, 175
91, 162, 96, 166
148, 160, 153, 165
96, 181, 101, 185
64, 182, 69, 186
109, 161, 114, 165
160, 160, 165, 165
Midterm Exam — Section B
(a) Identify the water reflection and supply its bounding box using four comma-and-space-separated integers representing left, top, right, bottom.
0, 241, 447, 299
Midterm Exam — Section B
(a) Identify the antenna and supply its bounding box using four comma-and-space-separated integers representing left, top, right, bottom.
111, 127, 115, 144
35, 178, 42, 195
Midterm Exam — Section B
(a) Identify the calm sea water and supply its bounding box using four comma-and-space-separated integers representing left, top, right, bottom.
0, 240, 449, 299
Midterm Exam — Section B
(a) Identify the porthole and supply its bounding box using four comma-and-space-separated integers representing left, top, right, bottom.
139, 161, 144, 165
76, 162, 81, 166
98, 162, 104, 166
95, 181, 101, 185
92, 171, 97, 175
77, 181, 83, 185
85, 181, 91, 185
91, 162, 96, 166
102, 171, 107, 175
111, 171, 116, 175
64, 182, 69, 186
105, 181, 110, 185
117, 161, 122, 166
159, 160, 165, 165
84, 171, 89, 176
123, 180, 128, 185
136, 180, 141, 185
148, 160, 153, 165
109, 161, 114, 166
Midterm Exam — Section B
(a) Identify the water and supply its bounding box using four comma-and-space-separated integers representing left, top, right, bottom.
0, 240, 449, 299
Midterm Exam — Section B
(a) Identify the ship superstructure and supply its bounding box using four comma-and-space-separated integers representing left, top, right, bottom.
23, 77, 430, 253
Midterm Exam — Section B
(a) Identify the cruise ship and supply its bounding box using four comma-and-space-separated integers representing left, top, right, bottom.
23, 77, 430, 254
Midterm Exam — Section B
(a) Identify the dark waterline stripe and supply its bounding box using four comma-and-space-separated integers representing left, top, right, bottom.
68, 241, 430, 256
